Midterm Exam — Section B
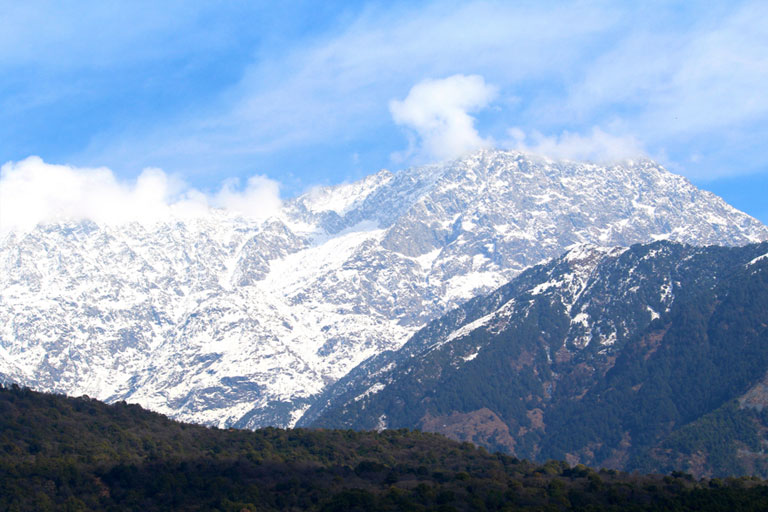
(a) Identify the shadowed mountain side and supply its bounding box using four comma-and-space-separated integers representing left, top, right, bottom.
307, 241, 768, 478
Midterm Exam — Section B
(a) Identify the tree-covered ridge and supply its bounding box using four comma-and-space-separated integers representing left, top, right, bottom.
4, 385, 768, 511
309, 241, 768, 478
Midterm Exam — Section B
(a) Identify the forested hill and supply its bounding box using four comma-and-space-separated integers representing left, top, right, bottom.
307, 241, 768, 478
3, 385, 768, 511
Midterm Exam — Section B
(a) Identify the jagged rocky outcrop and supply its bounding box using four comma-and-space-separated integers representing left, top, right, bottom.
1, 149, 766, 428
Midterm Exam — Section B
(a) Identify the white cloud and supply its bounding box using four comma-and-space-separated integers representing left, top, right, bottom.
211, 175, 281, 220
0, 157, 281, 233
5, 2, 768, 183
389, 75, 497, 162
505, 127, 645, 163
78, 2, 609, 174
538, 2, 768, 178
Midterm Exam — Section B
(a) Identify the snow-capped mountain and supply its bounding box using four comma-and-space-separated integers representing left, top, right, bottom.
304, 240, 768, 477
1, 149, 766, 428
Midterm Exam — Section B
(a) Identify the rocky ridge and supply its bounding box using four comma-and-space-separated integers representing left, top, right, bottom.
306, 241, 768, 477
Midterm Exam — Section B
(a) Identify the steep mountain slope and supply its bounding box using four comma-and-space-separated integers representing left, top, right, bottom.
2, 149, 767, 428
306, 241, 768, 477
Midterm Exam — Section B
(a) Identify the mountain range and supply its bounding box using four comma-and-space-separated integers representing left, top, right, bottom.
1, 149, 767, 430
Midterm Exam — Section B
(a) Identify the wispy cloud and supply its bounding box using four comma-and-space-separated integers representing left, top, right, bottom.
0, 157, 281, 233
504, 127, 645, 163
69, 1, 616, 177
557, 2, 768, 137
2, 1, 767, 186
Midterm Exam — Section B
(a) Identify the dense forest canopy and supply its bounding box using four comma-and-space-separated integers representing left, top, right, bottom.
3, 385, 768, 511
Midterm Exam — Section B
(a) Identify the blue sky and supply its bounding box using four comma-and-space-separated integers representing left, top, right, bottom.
1, 0, 767, 224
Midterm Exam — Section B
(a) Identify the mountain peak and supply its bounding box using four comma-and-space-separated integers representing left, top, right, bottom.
1, 153, 766, 429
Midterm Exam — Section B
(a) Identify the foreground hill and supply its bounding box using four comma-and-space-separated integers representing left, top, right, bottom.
2, 150, 767, 429
307, 241, 768, 478
3, 385, 768, 511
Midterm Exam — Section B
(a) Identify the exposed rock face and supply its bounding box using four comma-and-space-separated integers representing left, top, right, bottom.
1, 149, 766, 428
419, 409, 518, 453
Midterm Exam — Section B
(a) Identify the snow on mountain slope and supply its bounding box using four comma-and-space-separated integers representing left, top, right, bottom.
304, 241, 768, 476
1, 149, 766, 428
